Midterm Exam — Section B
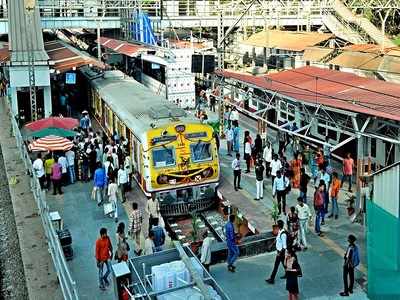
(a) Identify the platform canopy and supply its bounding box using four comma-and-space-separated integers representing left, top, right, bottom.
96, 37, 150, 58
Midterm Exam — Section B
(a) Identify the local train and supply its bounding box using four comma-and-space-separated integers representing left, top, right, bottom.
81, 67, 220, 217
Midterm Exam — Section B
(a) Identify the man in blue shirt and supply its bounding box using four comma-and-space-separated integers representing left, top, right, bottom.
151, 218, 165, 252
94, 162, 107, 205
225, 214, 239, 272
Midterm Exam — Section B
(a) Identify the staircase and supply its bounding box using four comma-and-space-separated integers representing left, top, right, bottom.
325, 0, 396, 47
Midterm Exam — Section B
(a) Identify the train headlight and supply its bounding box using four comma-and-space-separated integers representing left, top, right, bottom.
175, 124, 185, 133
157, 174, 168, 184
202, 167, 213, 178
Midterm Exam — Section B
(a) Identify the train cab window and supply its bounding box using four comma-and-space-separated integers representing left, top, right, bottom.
190, 142, 212, 162
152, 147, 176, 167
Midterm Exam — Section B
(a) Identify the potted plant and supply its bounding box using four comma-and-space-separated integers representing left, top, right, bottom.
271, 201, 280, 235
190, 213, 202, 253
345, 193, 356, 216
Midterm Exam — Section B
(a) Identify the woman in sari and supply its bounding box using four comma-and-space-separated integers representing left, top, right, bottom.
291, 152, 302, 188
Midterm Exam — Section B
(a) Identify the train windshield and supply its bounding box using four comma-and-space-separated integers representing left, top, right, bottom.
190, 142, 212, 162
152, 147, 176, 167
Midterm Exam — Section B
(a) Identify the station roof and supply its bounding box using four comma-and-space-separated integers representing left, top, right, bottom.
328, 44, 400, 74
303, 47, 334, 62
44, 41, 102, 73
96, 37, 149, 57
218, 66, 400, 122
243, 30, 333, 52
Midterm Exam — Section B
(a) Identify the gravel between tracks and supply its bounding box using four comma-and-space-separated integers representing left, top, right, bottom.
0, 145, 29, 299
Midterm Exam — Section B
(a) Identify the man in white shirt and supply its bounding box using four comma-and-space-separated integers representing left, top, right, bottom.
231, 153, 242, 191
146, 193, 160, 228
225, 125, 234, 157
263, 141, 272, 178
117, 165, 129, 202
200, 230, 213, 272
270, 154, 282, 186
266, 220, 287, 284
32, 153, 45, 189
272, 170, 290, 215
296, 197, 312, 250
229, 107, 239, 123
144, 231, 155, 256
58, 154, 68, 186
65, 149, 75, 184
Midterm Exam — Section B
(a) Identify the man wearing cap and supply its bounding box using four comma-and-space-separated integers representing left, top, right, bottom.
340, 234, 360, 296
80, 111, 91, 132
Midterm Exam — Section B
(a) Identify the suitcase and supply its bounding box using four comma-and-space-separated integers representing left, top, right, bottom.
57, 229, 72, 246
62, 245, 74, 261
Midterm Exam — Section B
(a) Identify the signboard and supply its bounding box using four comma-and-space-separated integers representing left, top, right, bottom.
65, 73, 76, 84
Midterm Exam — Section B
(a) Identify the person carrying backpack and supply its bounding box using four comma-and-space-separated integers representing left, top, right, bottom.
340, 234, 360, 297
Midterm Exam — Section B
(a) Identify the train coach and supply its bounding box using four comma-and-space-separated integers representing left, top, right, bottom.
81, 67, 220, 217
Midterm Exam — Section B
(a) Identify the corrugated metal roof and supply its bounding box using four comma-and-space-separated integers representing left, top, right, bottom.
218, 66, 400, 122
8, 0, 48, 63
342, 44, 400, 57
329, 51, 382, 70
328, 50, 400, 74
303, 47, 334, 62
243, 30, 333, 52
97, 37, 149, 57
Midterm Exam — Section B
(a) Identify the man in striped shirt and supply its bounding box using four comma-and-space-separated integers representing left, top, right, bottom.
129, 202, 143, 255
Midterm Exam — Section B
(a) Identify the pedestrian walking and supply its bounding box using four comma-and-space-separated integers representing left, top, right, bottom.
117, 165, 128, 203
254, 159, 264, 200
200, 230, 212, 272
270, 154, 282, 186
32, 153, 46, 189
51, 158, 63, 195
115, 222, 129, 262
129, 202, 143, 256
287, 206, 300, 250
232, 121, 240, 153
295, 197, 311, 250
44, 154, 55, 190
124, 155, 132, 190
225, 214, 239, 272
94, 162, 107, 205
341, 153, 355, 192
230, 107, 239, 125
285, 248, 302, 300
58, 153, 68, 186
263, 141, 272, 178
144, 231, 155, 256
151, 218, 165, 252
299, 168, 310, 204
244, 135, 252, 173
272, 170, 290, 215
253, 134, 262, 161
146, 193, 160, 228
108, 177, 119, 223
340, 234, 360, 297
329, 172, 341, 219
95, 228, 113, 290
80, 110, 91, 132
225, 125, 234, 156
313, 183, 325, 236
231, 153, 242, 191
266, 220, 287, 284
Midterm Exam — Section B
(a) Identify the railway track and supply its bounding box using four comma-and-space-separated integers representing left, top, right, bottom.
0, 145, 28, 299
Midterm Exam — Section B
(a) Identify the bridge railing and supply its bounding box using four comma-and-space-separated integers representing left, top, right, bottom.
8, 104, 79, 300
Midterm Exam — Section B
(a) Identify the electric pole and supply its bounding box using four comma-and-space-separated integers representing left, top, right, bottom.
25, 0, 37, 121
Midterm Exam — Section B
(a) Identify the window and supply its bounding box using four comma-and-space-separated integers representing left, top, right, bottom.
152, 147, 176, 167
190, 142, 212, 162
142, 61, 166, 83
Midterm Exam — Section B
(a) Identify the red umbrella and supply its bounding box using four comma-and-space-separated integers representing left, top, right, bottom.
25, 117, 79, 131
29, 135, 74, 152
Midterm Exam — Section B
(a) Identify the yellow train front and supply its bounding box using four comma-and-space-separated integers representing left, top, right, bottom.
82, 68, 220, 217
143, 123, 219, 216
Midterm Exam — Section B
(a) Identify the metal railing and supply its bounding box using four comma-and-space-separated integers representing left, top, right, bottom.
8, 104, 79, 300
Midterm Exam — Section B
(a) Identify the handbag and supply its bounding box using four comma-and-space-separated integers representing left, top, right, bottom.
91, 186, 97, 201
104, 202, 115, 215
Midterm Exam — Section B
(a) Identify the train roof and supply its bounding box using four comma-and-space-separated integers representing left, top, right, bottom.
81, 68, 200, 135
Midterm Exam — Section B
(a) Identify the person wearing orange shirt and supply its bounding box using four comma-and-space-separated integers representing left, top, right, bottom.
95, 228, 113, 290
329, 172, 341, 219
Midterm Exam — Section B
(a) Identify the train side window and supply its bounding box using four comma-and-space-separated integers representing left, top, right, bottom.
190, 142, 212, 162
152, 147, 176, 167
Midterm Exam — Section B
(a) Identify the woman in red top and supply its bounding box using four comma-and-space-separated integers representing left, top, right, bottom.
51, 158, 63, 195
313, 183, 325, 236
